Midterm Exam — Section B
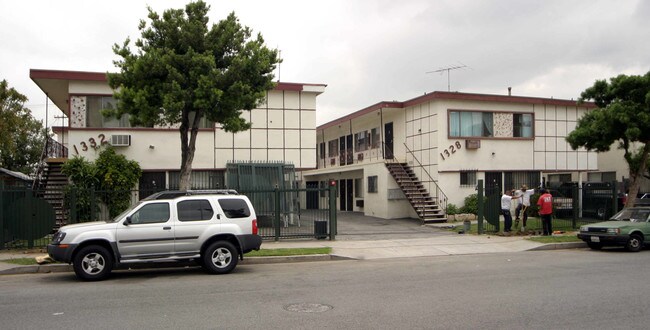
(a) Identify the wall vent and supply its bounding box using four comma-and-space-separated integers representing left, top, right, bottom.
111, 134, 131, 147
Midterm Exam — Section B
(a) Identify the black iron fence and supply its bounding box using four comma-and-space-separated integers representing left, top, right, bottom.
1, 186, 337, 250
477, 180, 623, 234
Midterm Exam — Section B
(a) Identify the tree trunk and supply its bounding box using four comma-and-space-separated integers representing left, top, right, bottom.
625, 144, 650, 208
178, 110, 202, 191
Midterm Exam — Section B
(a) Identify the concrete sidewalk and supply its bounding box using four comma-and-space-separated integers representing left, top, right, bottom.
0, 234, 586, 275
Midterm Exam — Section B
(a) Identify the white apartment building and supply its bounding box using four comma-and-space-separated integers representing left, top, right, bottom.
303, 91, 616, 221
30, 69, 326, 193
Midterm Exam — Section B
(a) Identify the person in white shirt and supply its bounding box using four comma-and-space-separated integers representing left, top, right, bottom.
501, 189, 520, 232
514, 188, 524, 228
520, 184, 536, 232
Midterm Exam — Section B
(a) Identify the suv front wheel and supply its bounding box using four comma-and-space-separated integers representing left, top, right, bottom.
73, 245, 113, 281
203, 241, 239, 274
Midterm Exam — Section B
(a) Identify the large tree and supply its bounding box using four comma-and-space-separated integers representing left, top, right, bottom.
566, 71, 650, 207
0, 79, 45, 175
108, 1, 280, 190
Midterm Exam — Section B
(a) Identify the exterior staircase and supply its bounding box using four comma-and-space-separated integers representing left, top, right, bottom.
39, 158, 68, 228
386, 162, 447, 223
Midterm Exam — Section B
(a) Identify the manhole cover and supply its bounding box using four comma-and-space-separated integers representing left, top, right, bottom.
284, 303, 333, 313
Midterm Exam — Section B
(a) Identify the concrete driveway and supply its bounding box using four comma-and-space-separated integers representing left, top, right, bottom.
335, 212, 455, 240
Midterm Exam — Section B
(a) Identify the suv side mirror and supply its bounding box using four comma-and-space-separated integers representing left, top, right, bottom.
124, 216, 132, 226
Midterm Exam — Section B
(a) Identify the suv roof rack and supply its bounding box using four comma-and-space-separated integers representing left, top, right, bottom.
144, 189, 240, 200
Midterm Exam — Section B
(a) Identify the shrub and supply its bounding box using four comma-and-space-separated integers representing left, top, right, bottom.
446, 203, 459, 215
459, 194, 479, 215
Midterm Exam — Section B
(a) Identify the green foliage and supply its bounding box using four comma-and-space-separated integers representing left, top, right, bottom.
459, 194, 479, 214
62, 147, 141, 220
108, 1, 280, 190
95, 148, 142, 217
61, 157, 100, 222
446, 203, 459, 215
567, 71, 650, 203
0, 79, 45, 175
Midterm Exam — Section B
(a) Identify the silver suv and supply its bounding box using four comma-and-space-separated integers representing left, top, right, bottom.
47, 190, 262, 281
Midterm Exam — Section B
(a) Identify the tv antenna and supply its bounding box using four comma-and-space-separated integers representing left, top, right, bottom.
426, 63, 468, 92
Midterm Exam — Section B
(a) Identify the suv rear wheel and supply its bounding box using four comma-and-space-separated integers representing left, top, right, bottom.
73, 245, 113, 281
203, 241, 239, 274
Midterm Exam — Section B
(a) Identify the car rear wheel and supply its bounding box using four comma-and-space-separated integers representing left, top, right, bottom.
73, 245, 113, 281
202, 241, 239, 274
625, 234, 643, 252
587, 242, 602, 250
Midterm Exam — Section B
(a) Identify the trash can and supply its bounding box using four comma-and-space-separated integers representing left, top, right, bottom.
314, 220, 328, 239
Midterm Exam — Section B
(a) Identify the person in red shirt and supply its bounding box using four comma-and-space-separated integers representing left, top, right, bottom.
537, 189, 553, 236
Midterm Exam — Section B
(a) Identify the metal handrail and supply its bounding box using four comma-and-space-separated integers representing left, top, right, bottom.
402, 143, 448, 216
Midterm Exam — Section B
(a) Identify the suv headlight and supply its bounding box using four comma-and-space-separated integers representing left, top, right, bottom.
606, 228, 620, 234
51, 231, 66, 244
580, 226, 588, 232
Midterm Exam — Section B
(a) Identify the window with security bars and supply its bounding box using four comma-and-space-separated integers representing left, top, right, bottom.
460, 170, 477, 187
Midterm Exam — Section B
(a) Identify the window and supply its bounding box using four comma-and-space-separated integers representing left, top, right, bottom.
355, 178, 364, 198
178, 200, 214, 221
513, 113, 533, 137
130, 203, 170, 224
449, 111, 494, 137
548, 173, 572, 183
354, 131, 369, 152
218, 199, 251, 218
367, 175, 378, 193
370, 127, 380, 148
87, 96, 131, 128
588, 171, 616, 183
188, 111, 214, 129
328, 139, 338, 157
460, 170, 477, 187
319, 142, 325, 159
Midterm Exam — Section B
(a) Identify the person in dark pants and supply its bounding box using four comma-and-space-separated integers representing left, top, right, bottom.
537, 189, 553, 235
501, 190, 520, 232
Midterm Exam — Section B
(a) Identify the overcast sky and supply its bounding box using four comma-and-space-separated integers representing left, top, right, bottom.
1, 0, 649, 128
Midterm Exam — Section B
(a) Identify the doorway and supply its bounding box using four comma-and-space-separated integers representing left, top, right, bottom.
384, 122, 394, 159
339, 179, 353, 211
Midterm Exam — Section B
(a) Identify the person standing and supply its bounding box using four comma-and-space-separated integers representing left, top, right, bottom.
537, 189, 553, 236
501, 189, 519, 232
520, 185, 535, 232
514, 188, 524, 228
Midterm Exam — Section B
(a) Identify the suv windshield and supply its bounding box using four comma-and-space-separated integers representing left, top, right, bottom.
106, 202, 143, 223
610, 208, 650, 222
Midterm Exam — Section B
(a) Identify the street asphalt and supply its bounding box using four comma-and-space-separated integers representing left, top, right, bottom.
0, 212, 586, 275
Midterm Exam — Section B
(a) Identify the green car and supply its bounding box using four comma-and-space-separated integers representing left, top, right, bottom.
577, 207, 650, 252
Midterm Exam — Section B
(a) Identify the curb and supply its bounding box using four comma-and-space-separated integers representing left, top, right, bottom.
528, 242, 587, 251
0, 254, 341, 275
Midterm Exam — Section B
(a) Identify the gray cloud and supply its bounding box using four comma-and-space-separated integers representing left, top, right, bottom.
1, 0, 648, 128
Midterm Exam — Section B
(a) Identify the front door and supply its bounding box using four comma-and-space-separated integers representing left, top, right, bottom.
139, 172, 166, 200
339, 179, 347, 211
339, 179, 353, 211
116, 202, 175, 260
306, 181, 319, 209
384, 122, 394, 159
346, 179, 353, 211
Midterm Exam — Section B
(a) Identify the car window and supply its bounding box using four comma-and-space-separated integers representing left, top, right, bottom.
611, 209, 650, 222
218, 199, 251, 219
178, 199, 214, 221
130, 203, 170, 224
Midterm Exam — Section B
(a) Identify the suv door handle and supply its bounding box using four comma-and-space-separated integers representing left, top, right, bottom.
163, 226, 172, 230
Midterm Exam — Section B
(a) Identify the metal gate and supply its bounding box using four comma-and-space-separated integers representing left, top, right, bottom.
243, 186, 337, 240
482, 179, 501, 233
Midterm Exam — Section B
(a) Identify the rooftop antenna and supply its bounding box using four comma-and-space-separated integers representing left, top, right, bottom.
426, 63, 468, 92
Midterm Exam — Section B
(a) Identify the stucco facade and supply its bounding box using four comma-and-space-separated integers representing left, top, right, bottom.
304, 91, 604, 219
30, 69, 325, 190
